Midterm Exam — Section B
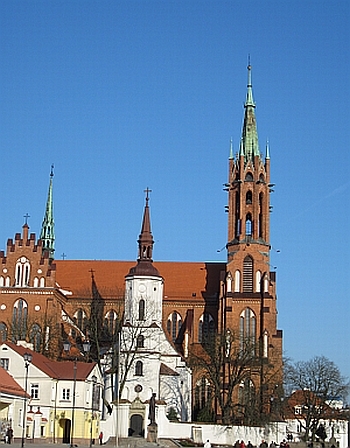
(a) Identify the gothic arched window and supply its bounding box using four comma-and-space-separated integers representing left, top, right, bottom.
246, 191, 252, 204
12, 299, 28, 341
138, 299, 145, 321
0, 322, 7, 342
238, 379, 256, 418
29, 324, 42, 352
239, 308, 256, 354
105, 310, 118, 334
243, 256, 253, 292
194, 377, 213, 421
167, 312, 182, 342
198, 313, 215, 343
135, 360, 143, 376
245, 172, 253, 182
15, 258, 31, 287
74, 309, 87, 331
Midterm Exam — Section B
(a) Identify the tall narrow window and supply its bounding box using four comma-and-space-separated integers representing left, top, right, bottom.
243, 256, 253, 292
198, 313, 215, 343
234, 270, 241, 292
105, 310, 118, 334
245, 214, 252, 237
29, 324, 42, 352
239, 308, 256, 354
12, 299, 28, 341
135, 361, 143, 376
136, 334, 144, 348
0, 322, 7, 342
138, 299, 145, 320
235, 192, 241, 237
246, 191, 252, 204
258, 193, 264, 238
15, 258, 31, 287
256, 271, 261, 293
167, 312, 182, 342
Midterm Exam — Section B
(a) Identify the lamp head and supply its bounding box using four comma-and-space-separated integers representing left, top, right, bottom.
23, 352, 33, 364
63, 341, 71, 353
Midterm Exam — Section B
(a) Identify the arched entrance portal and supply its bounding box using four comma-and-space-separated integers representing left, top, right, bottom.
60, 419, 71, 444
129, 414, 144, 437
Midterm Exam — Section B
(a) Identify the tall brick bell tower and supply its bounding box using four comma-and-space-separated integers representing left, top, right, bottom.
221, 64, 283, 416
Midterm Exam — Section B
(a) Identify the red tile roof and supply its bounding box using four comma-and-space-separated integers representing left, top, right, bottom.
3, 342, 96, 380
55, 260, 224, 301
0, 366, 28, 398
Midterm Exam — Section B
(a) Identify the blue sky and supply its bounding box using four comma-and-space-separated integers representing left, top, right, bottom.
0, 1, 349, 382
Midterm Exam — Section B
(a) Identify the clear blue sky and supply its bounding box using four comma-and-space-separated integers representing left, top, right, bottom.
1, 1, 349, 383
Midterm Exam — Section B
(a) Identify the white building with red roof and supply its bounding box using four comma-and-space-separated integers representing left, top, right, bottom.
0, 341, 102, 444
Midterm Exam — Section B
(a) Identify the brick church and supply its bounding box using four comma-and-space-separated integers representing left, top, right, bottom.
0, 66, 282, 425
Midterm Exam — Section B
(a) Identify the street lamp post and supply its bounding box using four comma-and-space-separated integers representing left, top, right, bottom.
21, 352, 33, 448
64, 340, 90, 448
90, 375, 97, 448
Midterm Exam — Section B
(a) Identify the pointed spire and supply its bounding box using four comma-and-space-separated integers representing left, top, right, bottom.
40, 165, 55, 259
241, 63, 260, 162
138, 188, 154, 262
229, 138, 234, 159
127, 189, 161, 277
265, 139, 270, 160
245, 62, 255, 107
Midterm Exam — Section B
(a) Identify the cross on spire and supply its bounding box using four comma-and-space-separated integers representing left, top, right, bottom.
23, 213, 30, 225
144, 187, 152, 203
89, 268, 95, 279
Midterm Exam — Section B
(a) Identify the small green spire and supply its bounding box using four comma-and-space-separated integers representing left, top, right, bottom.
245, 64, 255, 107
40, 165, 55, 259
241, 64, 260, 162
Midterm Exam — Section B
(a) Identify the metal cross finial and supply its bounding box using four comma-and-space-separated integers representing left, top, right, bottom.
50, 164, 54, 177
144, 187, 152, 202
23, 213, 30, 225
89, 268, 95, 279
61, 253, 66, 260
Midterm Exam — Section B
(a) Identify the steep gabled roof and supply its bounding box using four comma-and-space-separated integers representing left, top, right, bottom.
3, 342, 96, 380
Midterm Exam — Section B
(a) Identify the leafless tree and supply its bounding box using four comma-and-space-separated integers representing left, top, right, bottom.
189, 330, 262, 425
284, 356, 349, 442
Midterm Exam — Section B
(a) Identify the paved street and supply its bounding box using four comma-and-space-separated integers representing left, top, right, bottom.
8, 439, 180, 448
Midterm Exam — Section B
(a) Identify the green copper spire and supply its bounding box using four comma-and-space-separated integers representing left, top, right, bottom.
241, 64, 260, 163
40, 165, 55, 259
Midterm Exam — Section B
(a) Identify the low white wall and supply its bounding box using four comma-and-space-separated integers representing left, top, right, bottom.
157, 405, 288, 446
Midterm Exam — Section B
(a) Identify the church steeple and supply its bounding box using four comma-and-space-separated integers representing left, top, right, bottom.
40, 165, 55, 259
138, 188, 154, 262
227, 65, 271, 262
241, 64, 260, 163
127, 188, 160, 277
